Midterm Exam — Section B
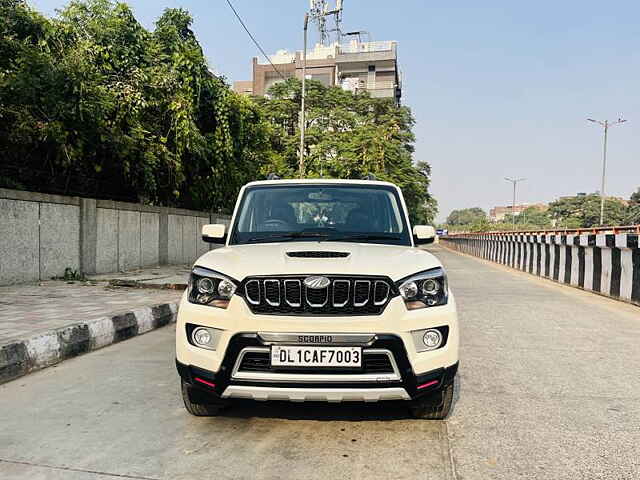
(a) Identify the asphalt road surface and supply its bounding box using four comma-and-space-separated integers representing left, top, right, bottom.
1, 245, 639, 479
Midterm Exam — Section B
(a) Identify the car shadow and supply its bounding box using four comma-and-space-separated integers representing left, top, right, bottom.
221, 399, 413, 421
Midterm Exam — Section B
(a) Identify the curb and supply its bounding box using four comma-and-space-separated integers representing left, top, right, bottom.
0, 302, 178, 385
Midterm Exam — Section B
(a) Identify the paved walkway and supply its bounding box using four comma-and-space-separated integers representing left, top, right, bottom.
0, 275, 184, 345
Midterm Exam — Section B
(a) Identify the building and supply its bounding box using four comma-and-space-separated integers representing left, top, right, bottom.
489, 203, 548, 222
233, 40, 402, 104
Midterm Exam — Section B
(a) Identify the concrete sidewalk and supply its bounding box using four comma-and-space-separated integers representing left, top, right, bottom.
0, 266, 188, 384
87, 264, 191, 289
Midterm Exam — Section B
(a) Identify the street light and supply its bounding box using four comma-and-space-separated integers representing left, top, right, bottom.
504, 177, 526, 230
299, 13, 309, 178
587, 117, 627, 226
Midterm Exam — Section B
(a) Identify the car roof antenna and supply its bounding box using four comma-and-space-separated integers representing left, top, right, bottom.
362, 173, 377, 181
266, 173, 281, 180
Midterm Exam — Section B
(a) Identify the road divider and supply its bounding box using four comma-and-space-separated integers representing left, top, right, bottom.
441, 232, 639, 306
0, 302, 178, 385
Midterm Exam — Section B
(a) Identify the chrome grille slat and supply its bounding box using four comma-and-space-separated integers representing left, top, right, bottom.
373, 280, 390, 306
332, 280, 350, 307
284, 279, 302, 307
305, 284, 328, 308
245, 279, 261, 305
264, 279, 281, 306
353, 280, 370, 307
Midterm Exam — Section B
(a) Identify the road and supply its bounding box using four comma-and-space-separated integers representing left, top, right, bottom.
1, 245, 639, 479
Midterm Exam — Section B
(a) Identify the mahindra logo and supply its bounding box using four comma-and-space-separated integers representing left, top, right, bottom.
303, 276, 330, 289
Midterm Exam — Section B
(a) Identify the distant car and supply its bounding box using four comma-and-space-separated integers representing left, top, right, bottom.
436, 229, 448, 236
175, 179, 459, 419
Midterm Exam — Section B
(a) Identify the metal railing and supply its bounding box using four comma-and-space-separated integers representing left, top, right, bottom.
443, 225, 640, 236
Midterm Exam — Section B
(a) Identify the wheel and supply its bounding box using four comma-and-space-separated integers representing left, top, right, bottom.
181, 380, 226, 417
409, 380, 454, 420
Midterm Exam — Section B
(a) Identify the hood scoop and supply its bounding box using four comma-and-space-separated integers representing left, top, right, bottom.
286, 251, 350, 258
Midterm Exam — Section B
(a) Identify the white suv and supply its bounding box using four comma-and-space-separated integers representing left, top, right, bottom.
175, 179, 459, 419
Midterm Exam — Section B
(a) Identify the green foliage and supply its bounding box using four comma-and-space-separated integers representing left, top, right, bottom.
625, 188, 640, 224
0, 0, 273, 212
62, 267, 84, 281
1, 1, 436, 219
548, 194, 626, 228
256, 79, 437, 224
446, 208, 486, 226
501, 206, 551, 228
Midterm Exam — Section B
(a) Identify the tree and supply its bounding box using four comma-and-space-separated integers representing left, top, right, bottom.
256, 78, 437, 224
446, 208, 487, 226
625, 188, 640, 225
548, 194, 626, 228
0, 0, 274, 212
0, 0, 438, 220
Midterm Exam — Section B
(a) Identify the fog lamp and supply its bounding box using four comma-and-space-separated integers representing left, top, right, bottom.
192, 327, 213, 347
422, 329, 442, 350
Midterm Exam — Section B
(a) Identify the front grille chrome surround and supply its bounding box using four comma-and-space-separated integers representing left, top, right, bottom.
373, 280, 391, 306
305, 285, 328, 308
263, 279, 281, 306
353, 280, 371, 307
245, 279, 260, 305
283, 279, 302, 307
332, 280, 350, 307
238, 275, 397, 316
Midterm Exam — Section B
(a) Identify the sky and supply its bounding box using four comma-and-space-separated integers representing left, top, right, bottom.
31, 0, 640, 222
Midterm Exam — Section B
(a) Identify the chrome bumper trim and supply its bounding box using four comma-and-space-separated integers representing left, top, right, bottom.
231, 347, 401, 383
221, 386, 411, 402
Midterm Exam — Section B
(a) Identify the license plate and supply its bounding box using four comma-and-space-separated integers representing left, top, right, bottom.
271, 345, 362, 368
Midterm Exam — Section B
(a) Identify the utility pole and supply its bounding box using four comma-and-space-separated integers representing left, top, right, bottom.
505, 177, 526, 230
299, 13, 309, 178
587, 117, 627, 225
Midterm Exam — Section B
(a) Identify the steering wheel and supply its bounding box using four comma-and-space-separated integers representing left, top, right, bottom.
263, 219, 289, 230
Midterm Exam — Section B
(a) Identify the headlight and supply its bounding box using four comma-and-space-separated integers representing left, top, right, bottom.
189, 267, 238, 309
396, 267, 448, 310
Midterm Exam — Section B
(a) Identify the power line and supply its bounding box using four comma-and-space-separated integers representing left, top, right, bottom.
224, 0, 288, 81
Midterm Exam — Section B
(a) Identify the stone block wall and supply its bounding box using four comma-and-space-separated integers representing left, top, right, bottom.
0, 188, 231, 285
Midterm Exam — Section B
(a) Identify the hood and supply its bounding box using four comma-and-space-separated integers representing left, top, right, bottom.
194, 242, 442, 282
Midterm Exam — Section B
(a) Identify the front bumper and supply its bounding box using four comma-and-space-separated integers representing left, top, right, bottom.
176, 291, 459, 403
176, 333, 458, 402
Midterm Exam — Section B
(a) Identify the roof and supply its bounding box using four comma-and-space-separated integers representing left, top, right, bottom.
245, 179, 398, 188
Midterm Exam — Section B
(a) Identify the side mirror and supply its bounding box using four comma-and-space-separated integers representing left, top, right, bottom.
413, 225, 436, 245
202, 224, 227, 244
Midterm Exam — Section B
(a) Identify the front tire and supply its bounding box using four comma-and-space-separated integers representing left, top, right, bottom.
181, 381, 226, 416
409, 380, 454, 420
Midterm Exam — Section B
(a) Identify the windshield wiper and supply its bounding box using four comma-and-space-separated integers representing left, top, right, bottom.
247, 232, 330, 242
329, 234, 402, 242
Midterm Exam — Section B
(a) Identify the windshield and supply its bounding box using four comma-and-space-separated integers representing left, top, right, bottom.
230, 184, 411, 246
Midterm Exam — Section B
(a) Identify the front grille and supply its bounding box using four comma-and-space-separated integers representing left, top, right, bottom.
239, 275, 396, 315
238, 350, 395, 374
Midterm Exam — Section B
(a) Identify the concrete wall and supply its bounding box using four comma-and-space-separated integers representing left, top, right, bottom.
0, 188, 231, 285
441, 232, 640, 307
